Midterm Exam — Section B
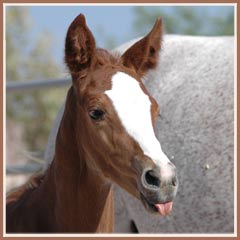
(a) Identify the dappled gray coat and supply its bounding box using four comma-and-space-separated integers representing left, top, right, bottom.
44, 35, 234, 233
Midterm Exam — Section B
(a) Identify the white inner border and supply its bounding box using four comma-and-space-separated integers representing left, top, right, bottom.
3, 2, 237, 238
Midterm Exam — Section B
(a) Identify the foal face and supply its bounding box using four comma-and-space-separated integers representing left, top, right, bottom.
65, 14, 178, 216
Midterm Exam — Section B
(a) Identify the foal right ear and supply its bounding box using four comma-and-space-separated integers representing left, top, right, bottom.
65, 14, 96, 79
121, 18, 162, 78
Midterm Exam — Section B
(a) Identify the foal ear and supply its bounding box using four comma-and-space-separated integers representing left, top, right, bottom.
121, 18, 162, 78
65, 14, 96, 79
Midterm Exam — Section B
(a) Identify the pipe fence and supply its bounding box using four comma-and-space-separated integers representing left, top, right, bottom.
6, 78, 71, 93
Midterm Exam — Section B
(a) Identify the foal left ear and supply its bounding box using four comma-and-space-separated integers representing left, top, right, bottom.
65, 14, 96, 79
121, 18, 162, 78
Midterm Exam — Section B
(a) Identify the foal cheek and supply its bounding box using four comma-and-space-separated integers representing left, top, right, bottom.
99, 129, 113, 149
96, 123, 140, 190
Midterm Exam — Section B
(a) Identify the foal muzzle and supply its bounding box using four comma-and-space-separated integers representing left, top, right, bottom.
139, 161, 178, 215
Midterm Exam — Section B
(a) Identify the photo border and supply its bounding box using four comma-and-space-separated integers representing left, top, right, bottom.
1, 1, 238, 239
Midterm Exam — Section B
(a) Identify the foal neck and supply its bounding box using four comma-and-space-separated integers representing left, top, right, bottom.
52, 87, 114, 232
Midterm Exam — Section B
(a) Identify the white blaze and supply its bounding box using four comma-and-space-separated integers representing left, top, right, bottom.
105, 72, 170, 167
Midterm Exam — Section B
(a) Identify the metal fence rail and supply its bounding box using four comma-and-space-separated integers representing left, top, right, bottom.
6, 78, 71, 93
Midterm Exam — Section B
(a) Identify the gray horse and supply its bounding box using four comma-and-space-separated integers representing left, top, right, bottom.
44, 35, 234, 233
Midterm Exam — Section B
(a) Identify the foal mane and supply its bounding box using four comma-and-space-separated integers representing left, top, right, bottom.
96, 48, 120, 65
6, 172, 45, 205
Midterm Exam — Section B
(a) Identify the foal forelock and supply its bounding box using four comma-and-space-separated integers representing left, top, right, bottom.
105, 72, 170, 168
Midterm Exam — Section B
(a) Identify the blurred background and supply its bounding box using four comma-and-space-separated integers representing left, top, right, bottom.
5, 5, 234, 192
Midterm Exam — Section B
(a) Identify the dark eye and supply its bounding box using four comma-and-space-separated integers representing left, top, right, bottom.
89, 109, 105, 121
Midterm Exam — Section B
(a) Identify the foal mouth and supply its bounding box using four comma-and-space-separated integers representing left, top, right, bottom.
140, 193, 173, 216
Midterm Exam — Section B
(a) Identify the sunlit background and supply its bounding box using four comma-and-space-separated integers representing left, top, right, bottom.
5, 5, 234, 192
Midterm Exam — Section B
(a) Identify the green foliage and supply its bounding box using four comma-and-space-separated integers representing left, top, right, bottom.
6, 6, 66, 152
6, 7, 30, 82
133, 6, 234, 36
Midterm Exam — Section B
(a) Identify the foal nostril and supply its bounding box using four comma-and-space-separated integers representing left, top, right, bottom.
172, 176, 177, 187
144, 170, 160, 188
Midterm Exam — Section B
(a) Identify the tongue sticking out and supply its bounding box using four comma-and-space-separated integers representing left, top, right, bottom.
155, 201, 173, 216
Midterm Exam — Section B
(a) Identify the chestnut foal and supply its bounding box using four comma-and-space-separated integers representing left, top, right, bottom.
6, 14, 178, 233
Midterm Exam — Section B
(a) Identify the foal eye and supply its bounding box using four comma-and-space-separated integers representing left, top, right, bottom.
89, 109, 105, 121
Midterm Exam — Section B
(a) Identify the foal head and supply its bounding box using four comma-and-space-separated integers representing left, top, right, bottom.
64, 14, 178, 216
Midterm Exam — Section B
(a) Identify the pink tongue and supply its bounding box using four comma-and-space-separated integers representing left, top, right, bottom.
155, 201, 173, 216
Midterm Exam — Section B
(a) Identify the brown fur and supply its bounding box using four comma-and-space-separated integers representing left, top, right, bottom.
6, 14, 163, 233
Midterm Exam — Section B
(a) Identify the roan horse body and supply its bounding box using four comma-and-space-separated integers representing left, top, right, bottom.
6, 14, 178, 233
115, 35, 234, 233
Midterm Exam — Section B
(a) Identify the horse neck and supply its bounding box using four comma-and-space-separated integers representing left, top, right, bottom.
50, 87, 114, 232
